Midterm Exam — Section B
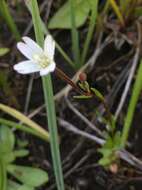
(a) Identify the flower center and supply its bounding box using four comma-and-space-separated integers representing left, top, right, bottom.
33, 54, 50, 69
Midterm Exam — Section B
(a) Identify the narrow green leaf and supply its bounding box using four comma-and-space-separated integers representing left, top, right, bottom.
73, 95, 92, 99
0, 104, 49, 140
0, 0, 20, 41
91, 87, 104, 101
70, 0, 81, 69
13, 150, 29, 158
121, 61, 142, 147
109, 0, 125, 26
0, 118, 48, 142
81, 0, 98, 64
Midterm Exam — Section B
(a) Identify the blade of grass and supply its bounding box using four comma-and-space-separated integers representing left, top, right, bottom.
102, 0, 110, 14
0, 0, 20, 41
109, 0, 125, 26
28, 0, 65, 189
0, 118, 48, 142
81, 0, 98, 65
70, 0, 81, 69
121, 61, 142, 147
0, 103, 49, 140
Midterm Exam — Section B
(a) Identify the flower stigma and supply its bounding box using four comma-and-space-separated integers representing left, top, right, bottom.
33, 54, 51, 69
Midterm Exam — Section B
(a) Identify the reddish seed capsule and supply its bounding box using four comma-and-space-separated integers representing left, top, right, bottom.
109, 163, 118, 174
79, 72, 87, 82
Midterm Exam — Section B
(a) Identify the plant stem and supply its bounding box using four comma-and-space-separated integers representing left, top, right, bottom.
55, 67, 82, 94
0, 103, 49, 139
0, 118, 48, 141
70, 0, 80, 69
28, 0, 65, 189
42, 76, 65, 189
109, 0, 125, 26
0, 0, 20, 41
81, 0, 98, 65
121, 61, 142, 147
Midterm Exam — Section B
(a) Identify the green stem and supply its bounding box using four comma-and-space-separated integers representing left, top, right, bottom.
42, 76, 65, 189
28, 0, 65, 189
0, 118, 48, 142
81, 0, 98, 65
121, 61, 142, 147
109, 0, 125, 26
0, 0, 20, 41
70, 0, 80, 69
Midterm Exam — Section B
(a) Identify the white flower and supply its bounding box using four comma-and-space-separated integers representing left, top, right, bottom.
14, 35, 56, 76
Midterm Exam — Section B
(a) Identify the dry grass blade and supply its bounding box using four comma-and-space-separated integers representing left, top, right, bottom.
0, 103, 49, 140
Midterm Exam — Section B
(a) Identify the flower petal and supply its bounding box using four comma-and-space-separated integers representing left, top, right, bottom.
14, 60, 40, 74
22, 36, 43, 55
40, 61, 56, 76
44, 35, 55, 59
17, 42, 34, 60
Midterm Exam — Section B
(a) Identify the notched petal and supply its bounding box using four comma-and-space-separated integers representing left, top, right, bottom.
17, 42, 33, 60
22, 36, 43, 55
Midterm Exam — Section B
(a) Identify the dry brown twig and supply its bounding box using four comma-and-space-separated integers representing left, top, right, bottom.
65, 97, 103, 137
115, 21, 141, 119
